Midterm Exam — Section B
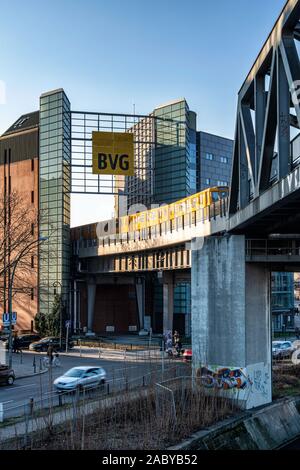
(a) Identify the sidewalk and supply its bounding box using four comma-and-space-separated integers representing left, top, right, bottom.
6, 352, 47, 380
24, 346, 164, 362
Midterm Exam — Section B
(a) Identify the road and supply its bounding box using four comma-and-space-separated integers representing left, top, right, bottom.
0, 350, 177, 419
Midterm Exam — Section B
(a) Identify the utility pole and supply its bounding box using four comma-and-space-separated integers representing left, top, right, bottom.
53, 281, 62, 349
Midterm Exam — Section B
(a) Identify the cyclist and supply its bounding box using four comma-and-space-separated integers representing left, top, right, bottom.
53, 352, 60, 366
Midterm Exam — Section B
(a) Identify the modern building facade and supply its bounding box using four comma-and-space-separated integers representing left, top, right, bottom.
39, 89, 71, 319
153, 99, 197, 205
272, 272, 296, 333
196, 131, 233, 191
115, 98, 197, 217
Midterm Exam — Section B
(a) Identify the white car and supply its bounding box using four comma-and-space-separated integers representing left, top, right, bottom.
272, 341, 295, 359
53, 366, 106, 392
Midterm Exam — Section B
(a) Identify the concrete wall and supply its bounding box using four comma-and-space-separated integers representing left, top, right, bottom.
192, 234, 272, 409
169, 397, 300, 450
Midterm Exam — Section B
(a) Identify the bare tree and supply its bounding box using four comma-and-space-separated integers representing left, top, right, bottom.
0, 191, 55, 304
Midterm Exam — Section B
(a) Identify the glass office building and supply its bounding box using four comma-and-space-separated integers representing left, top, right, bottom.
39, 89, 71, 316
153, 99, 197, 204
272, 272, 295, 333
196, 131, 233, 191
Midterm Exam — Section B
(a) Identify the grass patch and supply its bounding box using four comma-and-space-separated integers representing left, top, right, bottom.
1, 381, 238, 450
273, 364, 300, 398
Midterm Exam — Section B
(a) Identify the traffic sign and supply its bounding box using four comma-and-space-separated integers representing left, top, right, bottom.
2, 313, 9, 326
2, 312, 17, 326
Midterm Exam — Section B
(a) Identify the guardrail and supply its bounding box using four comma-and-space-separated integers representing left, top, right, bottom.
246, 239, 300, 258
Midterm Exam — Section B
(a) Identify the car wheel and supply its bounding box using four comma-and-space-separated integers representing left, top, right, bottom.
7, 375, 14, 386
100, 379, 105, 388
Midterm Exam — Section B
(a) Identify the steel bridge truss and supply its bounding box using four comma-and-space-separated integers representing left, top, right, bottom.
229, 0, 300, 214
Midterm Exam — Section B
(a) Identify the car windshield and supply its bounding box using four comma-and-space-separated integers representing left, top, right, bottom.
273, 343, 290, 349
64, 369, 85, 378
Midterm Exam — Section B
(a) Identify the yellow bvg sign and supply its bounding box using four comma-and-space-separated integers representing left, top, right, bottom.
92, 131, 134, 176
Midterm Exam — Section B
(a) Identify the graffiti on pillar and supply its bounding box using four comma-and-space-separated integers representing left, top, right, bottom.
196, 366, 252, 390
194, 362, 271, 409
252, 369, 270, 399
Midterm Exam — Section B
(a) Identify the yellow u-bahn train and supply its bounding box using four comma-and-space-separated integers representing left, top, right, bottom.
71, 186, 229, 242
120, 186, 228, 235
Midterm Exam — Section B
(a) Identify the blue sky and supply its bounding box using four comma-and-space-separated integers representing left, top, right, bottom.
0, 0, 286, 226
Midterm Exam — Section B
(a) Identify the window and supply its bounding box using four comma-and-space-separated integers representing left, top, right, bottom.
31, 191, 34, 203
31, 159, 34, 171
13, 116, 29, 129
217, 180, 228, 186
205, 178, 211, 185
220, 156, 228, 164
205, 153, 213, 161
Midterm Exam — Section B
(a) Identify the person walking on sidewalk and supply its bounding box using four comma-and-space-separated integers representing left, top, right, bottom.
47, 343, 54, 365
12, 335, 21, 354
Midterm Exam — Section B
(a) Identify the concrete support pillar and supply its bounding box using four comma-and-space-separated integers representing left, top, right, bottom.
163, 272, 174, 333
136, 277, 145, 330
192, 235, 271, 409
87, 279, 96, 336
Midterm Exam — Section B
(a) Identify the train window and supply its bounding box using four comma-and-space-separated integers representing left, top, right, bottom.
191, 212, 196, 225
220, 190, 228, 199
211, 192, 219, 202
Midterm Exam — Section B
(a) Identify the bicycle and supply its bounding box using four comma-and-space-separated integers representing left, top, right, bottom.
43, 354, 61, 368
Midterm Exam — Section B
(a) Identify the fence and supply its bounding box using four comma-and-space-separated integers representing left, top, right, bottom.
0, 356, 189, 424
0, 371, 241, 450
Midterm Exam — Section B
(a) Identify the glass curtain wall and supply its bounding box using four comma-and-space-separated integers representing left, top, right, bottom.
153, 99, 196, 204
39, 89, 71, 317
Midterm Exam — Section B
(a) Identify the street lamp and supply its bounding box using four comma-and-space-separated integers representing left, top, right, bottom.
7, 236, 48, 368
52, 281, 62, 349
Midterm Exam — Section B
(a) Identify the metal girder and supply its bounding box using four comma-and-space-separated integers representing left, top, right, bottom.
230, 0, 300, 215
258, 50, 277, 192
